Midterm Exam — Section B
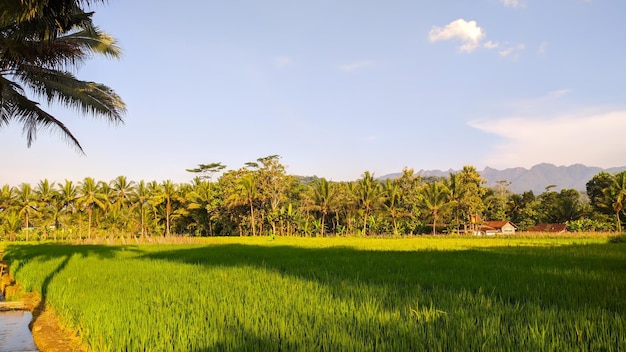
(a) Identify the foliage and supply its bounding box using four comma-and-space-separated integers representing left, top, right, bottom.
1, 161, 625, 240
0, 0, 125, 150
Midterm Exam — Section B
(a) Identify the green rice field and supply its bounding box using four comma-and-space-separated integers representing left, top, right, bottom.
3, 236, 626, 351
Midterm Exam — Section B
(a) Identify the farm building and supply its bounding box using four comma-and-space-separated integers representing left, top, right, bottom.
528, 223, 568, 232
478, 221, 517, 235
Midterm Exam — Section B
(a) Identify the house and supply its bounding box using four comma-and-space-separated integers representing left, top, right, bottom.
527, 223, 567, 233
478, 221, 517, 235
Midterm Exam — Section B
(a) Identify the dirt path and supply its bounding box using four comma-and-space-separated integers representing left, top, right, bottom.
30, 306, 86, 352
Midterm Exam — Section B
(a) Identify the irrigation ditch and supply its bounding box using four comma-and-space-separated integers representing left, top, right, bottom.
1, 257, 38, 352
1, 253, 86, 352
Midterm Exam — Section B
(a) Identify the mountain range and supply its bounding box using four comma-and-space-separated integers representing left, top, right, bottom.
380, 163, 626, 194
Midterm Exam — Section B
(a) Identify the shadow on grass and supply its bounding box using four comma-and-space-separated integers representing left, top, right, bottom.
3, 241, 625, 351
140, 242, 626, 312
3, 244, 140, 339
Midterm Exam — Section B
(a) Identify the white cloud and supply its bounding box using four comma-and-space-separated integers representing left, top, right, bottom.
538, 41, 549, 55
339, 60, 375, 72
274, 56, 293, 68
499, 48, 514, 57
499, 43, 525, 59
500, 0, 526, 8
546, 89, 572, 99
428, 19, 485, 53
468, 109, 626, 169
484, 41, 499, 49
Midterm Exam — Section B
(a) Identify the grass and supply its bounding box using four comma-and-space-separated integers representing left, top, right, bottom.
3, 235, 625, 351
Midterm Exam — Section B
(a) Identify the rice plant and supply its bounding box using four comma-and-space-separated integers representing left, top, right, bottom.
4, 237, 625, 351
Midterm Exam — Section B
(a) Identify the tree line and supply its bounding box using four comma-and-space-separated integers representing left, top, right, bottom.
1, 155, 625, 240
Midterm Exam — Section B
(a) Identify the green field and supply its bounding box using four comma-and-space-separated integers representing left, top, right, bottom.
4, 236, 626, 351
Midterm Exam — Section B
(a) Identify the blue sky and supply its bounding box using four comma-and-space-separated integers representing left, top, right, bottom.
2, 0, 625, 185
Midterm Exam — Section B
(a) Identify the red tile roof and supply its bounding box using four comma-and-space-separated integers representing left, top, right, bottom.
483, 221, 516, 229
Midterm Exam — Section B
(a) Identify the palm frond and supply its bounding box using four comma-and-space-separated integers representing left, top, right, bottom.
64, 25, 121, 58
0, 74, 83, 151
16, 65, 126, 122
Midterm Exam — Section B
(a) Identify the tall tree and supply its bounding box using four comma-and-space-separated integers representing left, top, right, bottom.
110, 176, 134, 210
58, 179, 78, 237
356, 171, 381, 236
185, 180, 219, 236
35, 178, 58, 236
457, 166, 487, 232
605, 171, 626, 232
310, 178, 337, 237
130, 180, 150, 238
255, 155, 289, 236
237, 174, 258, 236
160, 180, 178, 236
77, 177, 107, 238
382, 179, 401, 235
186, 162, 226, 182
16, 182, 39, 239
420, 181, 450, 235
0, 0, 126, 150
395, 168, 422, 234
0, 184, 16, 212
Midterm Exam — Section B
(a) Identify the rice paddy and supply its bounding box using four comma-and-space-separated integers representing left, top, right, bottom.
3, 236, 625, 351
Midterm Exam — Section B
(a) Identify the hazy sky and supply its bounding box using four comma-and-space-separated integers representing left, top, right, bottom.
2, 0, 625, 185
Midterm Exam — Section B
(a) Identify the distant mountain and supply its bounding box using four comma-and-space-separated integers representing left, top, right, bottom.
379, 163, 626, 194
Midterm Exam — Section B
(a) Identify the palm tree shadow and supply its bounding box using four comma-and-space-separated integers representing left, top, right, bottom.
142, 242, 626, 312
3, 244, 135, 333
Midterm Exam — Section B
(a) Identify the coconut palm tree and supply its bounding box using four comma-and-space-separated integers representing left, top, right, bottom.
0, 0, 125, 150
160, 180, 178, 236
0, 184, 16, 212
186, 180, 219, 236
237, 175, 258, 236
356, 171, 381, 236
604, 171, 626, 232
35, 178, 59, 237
131, 180, 150, 238
110, 176, 135, 210
421, 181, 451, 235
15, 183, 39, 240
77, 177, 107, 238
382, 179, 401, 235
58, 179, 78, 238
310, 178, 337, 237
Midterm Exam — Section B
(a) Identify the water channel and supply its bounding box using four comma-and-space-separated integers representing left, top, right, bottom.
0, 292, 38, 352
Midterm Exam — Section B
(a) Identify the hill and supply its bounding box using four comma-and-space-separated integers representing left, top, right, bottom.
379, 163, 626, 194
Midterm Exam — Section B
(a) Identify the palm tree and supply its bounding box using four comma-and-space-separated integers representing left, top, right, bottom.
421, 181, 451, 235
311, 178, 337, 237
186, 180, 218, 236
605, 171, 626, 232
110, 176, 135, 210
0, 211, 21, 240
35, 178, 59, 237
161, 180, 178, 236
77, 177, 107, 238
109, 175, 134, 233
58, 180, 78, 238
445, 172, 463, 232
0, 0, 125, 150
356, 171, 381, 236
382, 179, 401, 235
0, 184, 16, 212
237, 175, 258, 236
15, 183, 39, 240
131, 180, 150, 238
